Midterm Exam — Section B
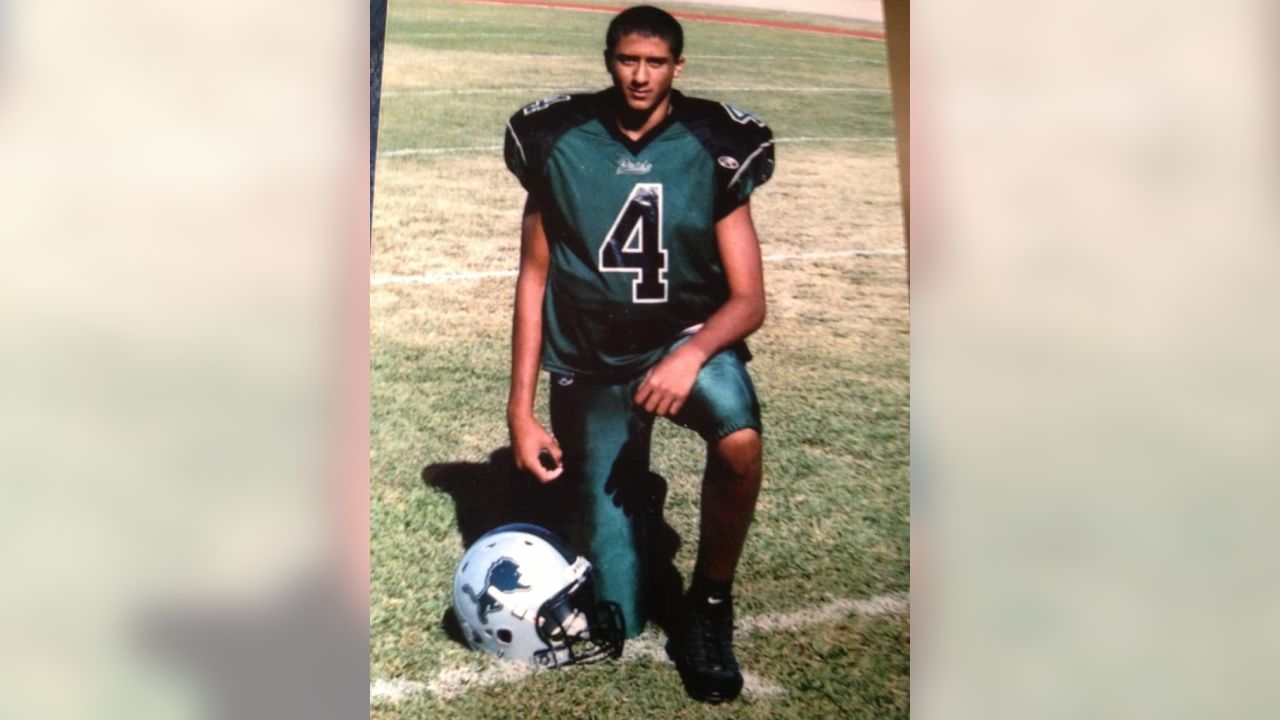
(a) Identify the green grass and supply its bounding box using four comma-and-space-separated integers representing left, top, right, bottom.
372, 1, 908, 716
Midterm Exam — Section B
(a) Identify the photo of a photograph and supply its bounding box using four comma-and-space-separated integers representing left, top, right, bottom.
371, 1, 908, 715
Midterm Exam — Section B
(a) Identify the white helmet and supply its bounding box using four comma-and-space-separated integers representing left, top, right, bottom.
452, 524, 624, 667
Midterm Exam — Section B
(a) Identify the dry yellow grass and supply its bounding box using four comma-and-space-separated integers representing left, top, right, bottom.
753, 147, 903, 255
372, 154, 522, 278
381, 42, 890, 99
382, 44, 601, 91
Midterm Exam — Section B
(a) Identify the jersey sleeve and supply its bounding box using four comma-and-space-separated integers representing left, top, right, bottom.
709, 103, 775, 219
503, 93, 592, 198
504, 117, 534, 192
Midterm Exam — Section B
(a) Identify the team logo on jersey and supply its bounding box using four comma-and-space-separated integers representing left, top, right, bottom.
616, 157, 652, 175
721, 103, 767, 127
717, 155, 740, 170
521, 94, 571, 115
461, 557, 530, 623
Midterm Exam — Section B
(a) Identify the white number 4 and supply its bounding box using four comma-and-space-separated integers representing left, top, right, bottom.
598, 183, 668, 303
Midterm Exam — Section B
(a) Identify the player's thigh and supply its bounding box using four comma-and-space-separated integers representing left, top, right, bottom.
549, 375, 654, 512
672, 348, 762, 443
550, 375, 641, 471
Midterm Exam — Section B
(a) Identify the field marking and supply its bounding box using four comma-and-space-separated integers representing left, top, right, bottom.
378, 136, 895, 158
762, 248, 904, 261
773, 136, 896, 144
383, 85, 888, 97
380, 146, 503, 157
390, 31, 593, 38
456, 0, 886, 41
373, 268, 514, 285
370, 591, 907, 704
371, 249, 904, 286
385, 42, 885, 65
702, 39, 887, 64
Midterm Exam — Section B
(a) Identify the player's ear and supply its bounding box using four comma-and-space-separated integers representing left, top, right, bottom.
674, 56, 684, 78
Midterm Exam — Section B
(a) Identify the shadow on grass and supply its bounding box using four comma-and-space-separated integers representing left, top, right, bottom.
423, 446, 686, 641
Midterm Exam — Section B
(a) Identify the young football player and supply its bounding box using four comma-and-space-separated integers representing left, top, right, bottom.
503, 5, 773, 704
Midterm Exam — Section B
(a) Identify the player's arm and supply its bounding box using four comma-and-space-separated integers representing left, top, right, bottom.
634, 201, 766, 417
508, 194, 564, 482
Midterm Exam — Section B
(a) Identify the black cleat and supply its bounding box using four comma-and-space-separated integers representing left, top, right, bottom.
665, 594, 743, 704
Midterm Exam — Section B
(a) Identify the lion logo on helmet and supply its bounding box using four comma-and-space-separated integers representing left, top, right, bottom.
461, 557, 530, 623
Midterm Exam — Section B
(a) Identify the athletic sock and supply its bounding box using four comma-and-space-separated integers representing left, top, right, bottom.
687, 575, 733, 608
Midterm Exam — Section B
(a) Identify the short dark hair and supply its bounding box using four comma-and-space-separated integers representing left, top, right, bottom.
605, 5, 684, 59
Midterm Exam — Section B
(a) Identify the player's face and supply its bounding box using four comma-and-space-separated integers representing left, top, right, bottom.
606, 33, 684, 114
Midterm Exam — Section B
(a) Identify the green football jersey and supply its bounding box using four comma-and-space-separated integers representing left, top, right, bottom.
505, 89, 774, 379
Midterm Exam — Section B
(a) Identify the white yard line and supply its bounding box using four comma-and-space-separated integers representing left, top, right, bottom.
369, 678, 429, 703
773, 136, 895, 144
661, 0, 885, 24
394, 30, 596, 38
762, 248, 904, 261
371, 590, 907, 704
372, 268, 516, 285
379, 145, 503, 157
739, 593, 909, 635
701, 39, 886, 64
371, 248, 904, 286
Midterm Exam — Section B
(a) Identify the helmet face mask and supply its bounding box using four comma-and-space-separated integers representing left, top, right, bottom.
532, 572, 625, 667
452, 524, 624, 666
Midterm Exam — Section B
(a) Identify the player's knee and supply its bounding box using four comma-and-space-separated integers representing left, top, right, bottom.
711, 428, 762, 483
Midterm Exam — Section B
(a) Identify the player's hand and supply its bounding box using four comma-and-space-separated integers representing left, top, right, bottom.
509, 416, 564, 483
634, 345, 704, 417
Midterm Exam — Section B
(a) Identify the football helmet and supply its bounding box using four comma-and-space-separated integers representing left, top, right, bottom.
452, 524, 624, 667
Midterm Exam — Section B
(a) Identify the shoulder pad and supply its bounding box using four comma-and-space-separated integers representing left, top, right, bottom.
678, 95, 772, 152
504, 93, 598, 191
677, 95, 775, 204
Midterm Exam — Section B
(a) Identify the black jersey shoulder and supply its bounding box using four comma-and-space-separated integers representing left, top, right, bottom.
504, 91, 603, 189
673, 92, 775, 212
673, 92, 774, 169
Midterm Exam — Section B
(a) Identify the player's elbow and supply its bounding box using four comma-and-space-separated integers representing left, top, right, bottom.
742, 293, 766, 333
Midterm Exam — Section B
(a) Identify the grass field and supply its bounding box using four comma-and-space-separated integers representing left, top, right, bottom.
371, 1, 909, 716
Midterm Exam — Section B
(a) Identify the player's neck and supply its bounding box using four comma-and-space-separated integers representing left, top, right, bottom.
614, 94, 674, 142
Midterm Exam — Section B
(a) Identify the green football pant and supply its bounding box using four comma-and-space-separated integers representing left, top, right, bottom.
549, 345, 762, 638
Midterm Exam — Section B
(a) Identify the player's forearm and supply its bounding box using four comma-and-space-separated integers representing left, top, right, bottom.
508, 276, 544, 423
508, 201, 550, 424
679, 292, 766, 365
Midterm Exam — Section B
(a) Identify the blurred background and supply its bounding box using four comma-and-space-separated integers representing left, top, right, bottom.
0, 0, 368, 717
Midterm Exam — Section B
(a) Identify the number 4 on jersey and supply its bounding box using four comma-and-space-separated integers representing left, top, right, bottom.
598, 183, 668, 303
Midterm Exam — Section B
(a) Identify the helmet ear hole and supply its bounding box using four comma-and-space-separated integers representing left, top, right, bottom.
496, 629, 513, 644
